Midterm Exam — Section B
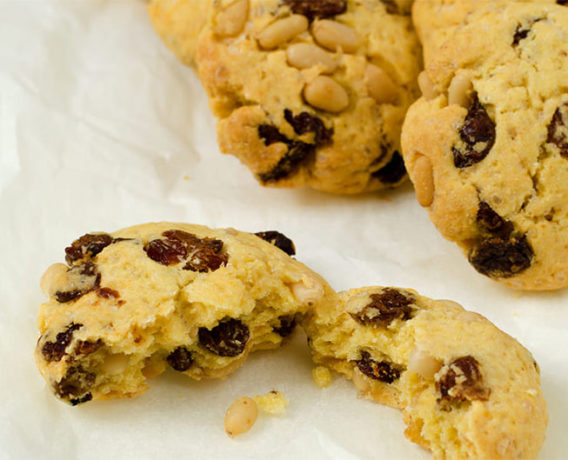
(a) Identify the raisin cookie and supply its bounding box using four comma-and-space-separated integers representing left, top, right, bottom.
148, 0, 211, 68
35, 222, 335, 405
192, 0, 421, 193
401, 2, 568, 290
303, 286, 548, 459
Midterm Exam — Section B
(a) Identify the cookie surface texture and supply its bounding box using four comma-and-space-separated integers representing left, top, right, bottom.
303, 286, 548, 459
196, 0, 421, 193
35, 222, 335, 404
402, 2, 568, 289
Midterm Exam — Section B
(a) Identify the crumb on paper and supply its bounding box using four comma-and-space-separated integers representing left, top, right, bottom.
183, 175, 189, 181
254, 390, 289, 415
313, 366, 333, 388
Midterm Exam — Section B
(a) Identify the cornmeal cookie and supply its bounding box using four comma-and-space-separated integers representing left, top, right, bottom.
411, 0, 561, 63
35, 222, 334, 405
148, 0, 211, 67
192, 0, 421, 193
303, 286, 548, 459
402, 2, 568, 290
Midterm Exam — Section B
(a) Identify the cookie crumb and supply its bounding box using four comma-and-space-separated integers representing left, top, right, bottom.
312, 366, 333, 388
254, 390, 289, 415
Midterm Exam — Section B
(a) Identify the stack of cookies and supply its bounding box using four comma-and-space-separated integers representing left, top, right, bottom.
33, 1, 568, 459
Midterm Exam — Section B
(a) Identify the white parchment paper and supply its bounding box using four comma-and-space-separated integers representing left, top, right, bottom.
0, 1, 566, 459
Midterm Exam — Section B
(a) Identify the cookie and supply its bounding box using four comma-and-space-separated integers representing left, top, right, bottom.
401, 2, 568, 290
148, 0, 211, 67
192, 0, 421, 193
302, 286, 548, 459
35, 222, 334, 405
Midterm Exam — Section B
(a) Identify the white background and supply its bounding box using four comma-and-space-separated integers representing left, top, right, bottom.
0, 1, 566, 458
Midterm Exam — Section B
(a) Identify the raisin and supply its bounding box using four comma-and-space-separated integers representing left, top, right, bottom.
65, 233, 113, 265
97, 287, 120, 299
284, 110, 333, 145
75, 339, 103, 356
355, 351, 400, 384
41, 323, 82, 362
198, 318, 250, 357
546, 104, 568, 158
272, 315, 297, 337
54, 262, 100, 303
476, 201, 513, 238
558, 0, 568, 5
351, 288, 414, 327
144, 237, 188, 266
512, 25, 529, 46
54, 365, 96, 401
145, 230, 228, 272
372, 151, 407, 184
469, 234, 533, 278
166, 347, 194, 372
70, 393, 93, 406
436, 356, 490, 409
258, 124, 289, 145
452, 93, 496, 168
258, 141, 315, 183
254, 231, 296, 256
283, 0, 346, 20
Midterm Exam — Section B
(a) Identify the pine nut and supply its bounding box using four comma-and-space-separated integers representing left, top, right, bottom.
304, 76, 349, 113
408, 348, 442, 380
412, 154, 435, 207
448, 73, 473, 108
257, 15, 308, 49
225, 396, 258, 438
214, 0, 249, 38
286, 43, 337, 73
312, 20, 360, 53
365, 64, 398, 104
418, 71, 438, 100
292, 276, 324, 306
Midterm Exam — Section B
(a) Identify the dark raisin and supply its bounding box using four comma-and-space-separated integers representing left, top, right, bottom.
198, 318, 250, 357
41, 323, 83, 362
258, 141, 315, 183
436, 356, 490, 409
166, 347, 194, 372
259, 124, 289, 146
558, 0, 568, 4
69, 393, 93, 406
546, 104, 568, 158
284, 109, 333, 145
512, 25, 529, 46
282, 0, 346, 20
355, 351, 400, 384
160, 231, 228, 272
372, 151, 407, 184
272, 315, 297, 337
75, 339, 103, 356
351, 288, 414, 327
144, 237, 188, 266
452, 93, 496, 168
65, 233, 113, 265
54, 262, 100, 303
97, 287, 120, 299
476, 201, 513, 238
254, 231, 296, 256
54, 365, 96, 401
469, 234, 533, 278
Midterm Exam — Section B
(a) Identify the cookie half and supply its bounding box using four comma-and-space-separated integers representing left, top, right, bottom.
35, 222, 334, 404
303, 286, 548, 459
402, 2, 568, 289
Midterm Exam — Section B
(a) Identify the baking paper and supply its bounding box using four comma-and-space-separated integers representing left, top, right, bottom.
0, 1, 566, 458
